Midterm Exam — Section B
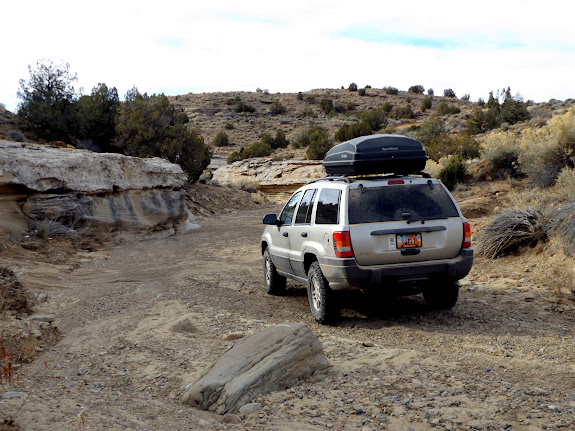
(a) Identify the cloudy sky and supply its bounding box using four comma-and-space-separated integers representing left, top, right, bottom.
2, 0, 573, 112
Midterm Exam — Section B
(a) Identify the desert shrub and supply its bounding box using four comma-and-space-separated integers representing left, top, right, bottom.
358, 109, 387, 131
270, 100, 287, 115
271, 130, 290, 149
297, 92, 303, 100
234, 178, 260, 193
438, 156, 466, 190
393, 105, 415, 119
416, 117, 444, 146
234, 99, 256, 113
307, 134, 333, 160
481, 131, 522, 179
500, 87, 529, 124
408, 85, 425, 94
384, 86, 399, 95
549, 202, 575, 256
427, 88, 434, 96
333, 103, 348, 113
227, 149, 245, 164
114, 88, 210, 181
358, 88, 366, 96
443, 88, 456, 98
224, 123, 234, 130
291, 125, 328, 149
519, 108, 575, 187
438, 102, 461, 115
420, 96, 433, 112
335, 122, 372, 142
6, 130, 25, 142
301, 108, 317, 118
450, 133, 481, 160
304, 94, 316, 104
213, 130, 229, 147
382, 101, 393, 114
461, 94, 471, 101
553, 167, 575, 202
476, 209, 547, 258
348, 83, 358, 91
320, 98, 333, 115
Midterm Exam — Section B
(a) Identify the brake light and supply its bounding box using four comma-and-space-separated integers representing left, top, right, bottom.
333, 231, 354, 258
388, 179, 405, 185
463, 222, 472, 248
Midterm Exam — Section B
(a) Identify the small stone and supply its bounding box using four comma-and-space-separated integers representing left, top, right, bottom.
222, 414, 242, 424
362, 341, 374, 347
239, 402, 263, 415
2, 392, 27, 399
225, 332, 245, 341
28, 314, 56, 323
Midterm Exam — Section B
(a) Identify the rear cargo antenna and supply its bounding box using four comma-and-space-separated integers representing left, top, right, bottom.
427, 179, 434, 189
358, 183, 365, 194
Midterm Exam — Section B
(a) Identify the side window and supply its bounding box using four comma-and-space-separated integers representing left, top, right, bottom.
295, 189, 316, 225
279, 191, 302, 225
315, 189, 341, 225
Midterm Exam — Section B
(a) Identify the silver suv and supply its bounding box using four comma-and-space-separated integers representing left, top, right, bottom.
261, 173, 473, 324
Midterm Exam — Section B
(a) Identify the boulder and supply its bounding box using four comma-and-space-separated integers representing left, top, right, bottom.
0, 141, 193, 238
182, 322, 328, 414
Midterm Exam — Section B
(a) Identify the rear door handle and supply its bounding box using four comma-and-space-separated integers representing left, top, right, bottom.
301, 232, 308, 237
282, 232, 288, 237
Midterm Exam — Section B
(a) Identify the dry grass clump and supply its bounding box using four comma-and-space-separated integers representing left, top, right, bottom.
476, 209, 548, 258
234, 177, 260, 193
480, 131, 522, 180
520, 108, 575, 187
549, 202, 575, 257
553, 167, 575, 202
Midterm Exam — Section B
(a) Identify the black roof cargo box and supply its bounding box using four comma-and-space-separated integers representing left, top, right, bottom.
322, 134, 428, 176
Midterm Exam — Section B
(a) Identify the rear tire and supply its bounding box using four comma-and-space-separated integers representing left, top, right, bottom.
263, 248, 286, 295
423, 279, 459, 310
307, 262, 339, 324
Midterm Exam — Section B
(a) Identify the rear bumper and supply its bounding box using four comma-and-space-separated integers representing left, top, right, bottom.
319, 249, 474, 291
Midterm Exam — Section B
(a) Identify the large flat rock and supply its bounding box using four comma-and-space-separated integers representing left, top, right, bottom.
0, 141, 192, 237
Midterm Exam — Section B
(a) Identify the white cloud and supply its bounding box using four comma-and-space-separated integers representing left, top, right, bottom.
2, 0, 574, 112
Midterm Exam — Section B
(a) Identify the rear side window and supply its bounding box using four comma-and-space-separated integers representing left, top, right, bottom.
315, 189, 341, 225
295, 189, 316, 224
279, 191, 302, 225
348, 183, 459, 224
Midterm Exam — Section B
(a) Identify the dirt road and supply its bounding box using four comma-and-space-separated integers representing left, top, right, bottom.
2, 198, 575, 430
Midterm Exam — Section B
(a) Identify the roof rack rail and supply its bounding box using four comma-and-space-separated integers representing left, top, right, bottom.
308, 171, 431, 184
308, 175, 352, 184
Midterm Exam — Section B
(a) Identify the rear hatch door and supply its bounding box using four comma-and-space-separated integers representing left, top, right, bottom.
348, 179, 463, 266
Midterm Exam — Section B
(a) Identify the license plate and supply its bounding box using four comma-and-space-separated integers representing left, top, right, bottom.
396, 233, 422, 248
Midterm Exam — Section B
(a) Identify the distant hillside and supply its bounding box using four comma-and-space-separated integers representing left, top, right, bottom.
168, 88, 575, 157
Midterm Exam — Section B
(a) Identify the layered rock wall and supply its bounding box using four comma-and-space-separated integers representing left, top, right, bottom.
0, 141, 194, 238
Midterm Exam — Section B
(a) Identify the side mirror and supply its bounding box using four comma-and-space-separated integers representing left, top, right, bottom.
263, 214, 279, 225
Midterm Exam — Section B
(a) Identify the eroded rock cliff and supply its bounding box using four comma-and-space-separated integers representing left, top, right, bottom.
0, 141, 194, 238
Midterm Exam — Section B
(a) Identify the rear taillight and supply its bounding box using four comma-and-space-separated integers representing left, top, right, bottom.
463, 222, 472, 248
388, 179, 405, 185
333, 231, 354, 258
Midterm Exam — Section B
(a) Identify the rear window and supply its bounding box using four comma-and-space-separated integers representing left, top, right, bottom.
348, 183, 459, 224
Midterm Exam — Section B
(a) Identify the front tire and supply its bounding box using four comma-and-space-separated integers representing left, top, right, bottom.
263, 248, 286, 295
307, 262, 339, 324
423, 279, 459, 310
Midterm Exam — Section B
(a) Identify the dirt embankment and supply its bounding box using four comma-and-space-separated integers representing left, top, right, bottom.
0, 183, 574, 431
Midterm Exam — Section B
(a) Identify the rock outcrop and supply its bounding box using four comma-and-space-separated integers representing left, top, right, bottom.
182, 322, 328, 414
212, 158, 325, 187
0, 141, 195, 238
